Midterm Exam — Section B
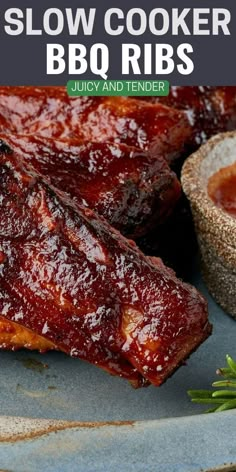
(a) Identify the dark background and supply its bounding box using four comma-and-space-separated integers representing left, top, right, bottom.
0, 0, 235, 85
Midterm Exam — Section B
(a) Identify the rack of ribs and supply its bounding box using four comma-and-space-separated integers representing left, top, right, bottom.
0, 142, 211, 386
0, 134, 181, 238
0, 86, 192, 166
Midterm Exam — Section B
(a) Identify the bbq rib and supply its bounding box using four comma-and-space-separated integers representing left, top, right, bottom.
0, 142, 211, 386
0, 86, 192, 165
0, 134, 181, 238
136, 87, 236, 274
144, 86, 236, 148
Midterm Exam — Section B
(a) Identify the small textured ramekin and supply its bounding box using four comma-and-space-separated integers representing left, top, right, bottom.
181, 132, 236, 319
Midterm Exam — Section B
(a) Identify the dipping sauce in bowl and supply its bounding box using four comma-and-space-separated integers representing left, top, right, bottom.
208, 162, 236, 218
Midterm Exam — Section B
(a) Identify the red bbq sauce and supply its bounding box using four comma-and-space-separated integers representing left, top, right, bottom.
208, 162, 236, 218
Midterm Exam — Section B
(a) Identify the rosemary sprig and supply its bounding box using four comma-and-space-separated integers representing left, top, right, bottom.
188, 355, 236, 413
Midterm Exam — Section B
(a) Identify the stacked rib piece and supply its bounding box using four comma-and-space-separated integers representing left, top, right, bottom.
0, 142, 210, 386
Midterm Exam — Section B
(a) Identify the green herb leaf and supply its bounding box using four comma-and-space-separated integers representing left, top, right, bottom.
226, 355, 236, 375
187, 390, 214, 399
212, 390, 236, 398
212, 380, 236, 388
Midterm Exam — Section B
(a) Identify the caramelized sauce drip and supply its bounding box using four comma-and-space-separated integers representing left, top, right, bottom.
208, 162, 236, 218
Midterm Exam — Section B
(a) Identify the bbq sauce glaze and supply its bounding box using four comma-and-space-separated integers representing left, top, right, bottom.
208, 162, 236, 218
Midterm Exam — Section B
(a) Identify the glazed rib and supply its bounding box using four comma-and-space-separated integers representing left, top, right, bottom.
0, 86, 192, 165
0, 134, 181, 238
145, 86, 236, 148
0, 143, 211, 386
136, 87, 236, 273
